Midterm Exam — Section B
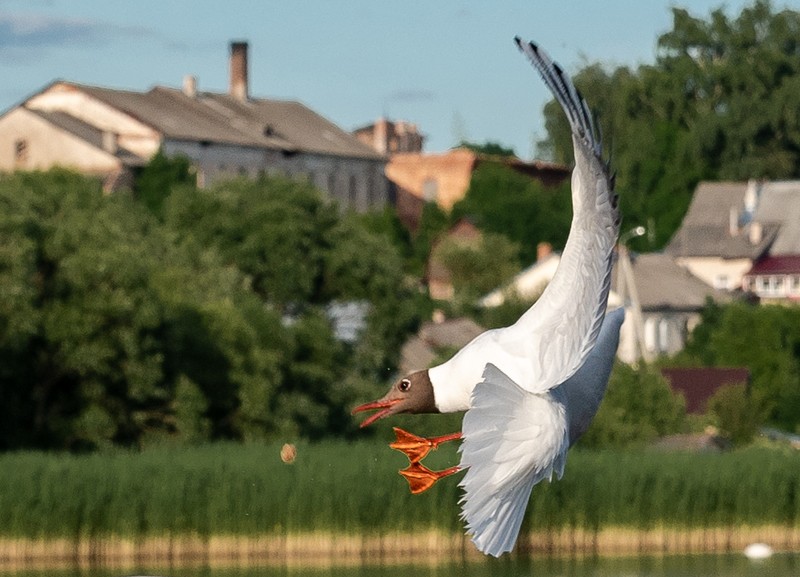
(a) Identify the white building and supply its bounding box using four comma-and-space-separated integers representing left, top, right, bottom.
0, 41, 388, 211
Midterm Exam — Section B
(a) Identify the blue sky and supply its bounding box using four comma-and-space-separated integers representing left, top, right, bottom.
2, 1, 798, 156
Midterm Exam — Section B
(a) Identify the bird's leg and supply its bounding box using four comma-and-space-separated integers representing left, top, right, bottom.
390, 427, 463, 494
398, 461, 462, 494
390, 427, 462, 463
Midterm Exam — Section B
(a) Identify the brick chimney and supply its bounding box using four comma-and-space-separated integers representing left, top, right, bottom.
537, 242, 553, 262
229, 41, 249, 101
373, 117, 389, 154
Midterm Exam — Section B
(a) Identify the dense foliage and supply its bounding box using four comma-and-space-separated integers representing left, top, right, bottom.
538, 0, 800, 250
451, 162, 572, 263
433, 231, 520, 308
1, 441, 798, 541
672, 301, 800, 433
580, 363, 687, 448
0, 169, 421, 450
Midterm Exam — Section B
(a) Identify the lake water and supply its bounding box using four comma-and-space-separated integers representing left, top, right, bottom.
3, 552, 798, 577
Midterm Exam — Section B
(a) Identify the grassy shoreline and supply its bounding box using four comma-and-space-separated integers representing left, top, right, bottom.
2, 440, 799, 568
2, 526, 799, 569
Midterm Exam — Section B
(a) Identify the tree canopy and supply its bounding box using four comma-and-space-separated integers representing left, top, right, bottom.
451, 161, 572, 263
0, 168, 421, 450
673, 301, 800, 433
538, 0, 800, 250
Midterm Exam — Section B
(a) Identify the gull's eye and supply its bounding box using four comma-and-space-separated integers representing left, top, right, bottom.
398, 379, 411, 392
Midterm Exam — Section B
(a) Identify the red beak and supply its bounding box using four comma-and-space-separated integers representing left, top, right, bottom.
352, 399, 402, 428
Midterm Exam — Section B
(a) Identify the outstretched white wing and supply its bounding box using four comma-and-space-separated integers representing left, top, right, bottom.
494, 38, 619, 394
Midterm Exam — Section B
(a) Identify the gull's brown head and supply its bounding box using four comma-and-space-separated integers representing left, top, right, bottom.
352, 370, 437, 428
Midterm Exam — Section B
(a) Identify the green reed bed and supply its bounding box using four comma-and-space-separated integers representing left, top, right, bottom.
0, 440, 798, 541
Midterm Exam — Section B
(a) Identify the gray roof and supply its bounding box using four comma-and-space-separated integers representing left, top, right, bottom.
666, 181, 776, 259
752, 181, 800, 255
67, 82, 383, 161
399, 317, 484, 374
666, 179, 800, 259
28, 108, 143, 166
612, 252, 730, 311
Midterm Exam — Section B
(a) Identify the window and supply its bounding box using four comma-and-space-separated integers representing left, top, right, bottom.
14, 139, 28, 166
791, 275, 800, 294
644, 318, 657, 353
658, 319, 670, 352
422, 178, 438, 202
775, 276, 785, 295
713, 274, 730, 290
644, 316, 670, 355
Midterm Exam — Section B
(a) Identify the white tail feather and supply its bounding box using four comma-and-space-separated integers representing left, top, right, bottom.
459, 363, 568, 557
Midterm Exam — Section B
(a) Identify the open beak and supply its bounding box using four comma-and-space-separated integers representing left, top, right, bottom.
352, 398, 402, 428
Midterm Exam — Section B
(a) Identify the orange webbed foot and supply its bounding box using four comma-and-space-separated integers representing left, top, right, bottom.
399, 462, 461, 494
390, 427, 462, 463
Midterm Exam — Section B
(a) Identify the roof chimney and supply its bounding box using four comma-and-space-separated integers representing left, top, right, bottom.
373, 117, 389, 154
229, 41, 249, 101
537, 242, 553, 262
182, 75, 197, 98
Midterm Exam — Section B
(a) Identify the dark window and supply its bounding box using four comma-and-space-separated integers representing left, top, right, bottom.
14, 139, 28, 165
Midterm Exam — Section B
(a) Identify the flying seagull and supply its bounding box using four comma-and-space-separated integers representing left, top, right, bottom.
353, 37, 623, 557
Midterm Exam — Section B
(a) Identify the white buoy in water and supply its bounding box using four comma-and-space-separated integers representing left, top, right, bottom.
744, 543, 773, 559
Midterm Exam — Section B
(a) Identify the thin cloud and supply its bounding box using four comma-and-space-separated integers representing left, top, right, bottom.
0, 13, 105, 48
0, 12, 205, 62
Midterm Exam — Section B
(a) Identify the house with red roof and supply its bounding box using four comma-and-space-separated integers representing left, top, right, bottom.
667, 179, 800, 294
742, 255, 800, 302
660, 367, 750, 414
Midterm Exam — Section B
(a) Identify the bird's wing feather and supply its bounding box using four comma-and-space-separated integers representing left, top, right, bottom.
459, 363, 568, 557
498, 38, 619, 394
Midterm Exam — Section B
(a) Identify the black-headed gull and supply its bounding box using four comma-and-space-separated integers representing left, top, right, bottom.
353, 37, 623, 557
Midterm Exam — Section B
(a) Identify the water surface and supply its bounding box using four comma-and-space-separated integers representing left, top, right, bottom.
3, 552, 798, 577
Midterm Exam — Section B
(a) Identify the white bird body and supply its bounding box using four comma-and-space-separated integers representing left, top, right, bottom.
353, 37, 624, 559
425, 38, 622, 556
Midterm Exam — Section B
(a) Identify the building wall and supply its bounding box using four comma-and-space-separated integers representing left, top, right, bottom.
615, 309, 701, 364
743, 273, 800, 302
387, 149, 477, 211
164, 140, 388, 212
28, 84, 160, 159
675, 256, 753, 290
0, 107, 121, 174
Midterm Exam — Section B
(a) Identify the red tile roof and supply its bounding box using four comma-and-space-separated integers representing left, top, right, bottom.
660, 367, 750, 414
746, 255, 800, 276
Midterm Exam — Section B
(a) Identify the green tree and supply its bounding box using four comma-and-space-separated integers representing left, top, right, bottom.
675, 302, 800, 432
708, 383, 764, 446
163, 176, 334, 308
538, 0, 800, 250
456, 140, 517, 157
411, 201, 449, 275
451, 162, 572, 263
580, 363, 686, 448
434, 232, 520, 308
164, 175, 423, 438
0, 170, 297, 449
134, 149, 195, 217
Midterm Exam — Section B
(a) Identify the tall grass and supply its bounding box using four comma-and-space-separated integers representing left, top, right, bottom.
1, 440, 798, 542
